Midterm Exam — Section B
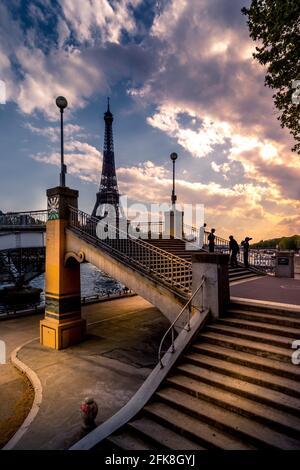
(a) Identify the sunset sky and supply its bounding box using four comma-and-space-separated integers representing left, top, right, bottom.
0, 0, 299, 242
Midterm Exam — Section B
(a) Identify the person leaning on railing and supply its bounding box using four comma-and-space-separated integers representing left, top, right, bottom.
241, 237, 252, 268
208, 228, 216, 253
229, 235, 239, 267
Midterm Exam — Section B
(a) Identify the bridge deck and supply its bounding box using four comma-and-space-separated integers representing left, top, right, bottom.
231, 276, 300, 308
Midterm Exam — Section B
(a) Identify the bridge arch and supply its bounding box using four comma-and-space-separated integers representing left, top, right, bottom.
64, 251, 85, 268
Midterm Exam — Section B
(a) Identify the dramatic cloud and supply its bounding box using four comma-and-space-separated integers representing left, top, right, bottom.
117, 161, 293, 240
1, 0, 299, 241
31, 141, 102, 183
0, 1, 149, 118
147, 105, 232, 158
24, 123, 84, 142
59, 0, 142, 45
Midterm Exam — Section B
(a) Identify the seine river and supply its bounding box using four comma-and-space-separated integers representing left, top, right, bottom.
0, 263, 123, 311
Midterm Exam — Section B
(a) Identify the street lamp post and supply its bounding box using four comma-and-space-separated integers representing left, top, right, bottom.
55, 96, 68, 187
170, 152, 178, 206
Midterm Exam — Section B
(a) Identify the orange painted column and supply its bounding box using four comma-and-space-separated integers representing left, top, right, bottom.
40, 187, 86, 350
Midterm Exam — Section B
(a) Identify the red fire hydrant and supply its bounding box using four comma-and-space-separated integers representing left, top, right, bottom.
80, 397, 98, 430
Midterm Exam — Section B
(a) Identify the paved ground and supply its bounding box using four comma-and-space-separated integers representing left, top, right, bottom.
231, 276, 300, 307
0, 366, 33, 448
0, 296, 169, 450
0, 312, 41, 448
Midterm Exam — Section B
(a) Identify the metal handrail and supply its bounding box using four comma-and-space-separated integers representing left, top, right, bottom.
129, 221, 164, 239
68, 207, 192, 293
3, 210, 47, 215
202, 228, 275, 274
70, 208, 191, 264
158, 275, 205, 368
0, 210, 48, 227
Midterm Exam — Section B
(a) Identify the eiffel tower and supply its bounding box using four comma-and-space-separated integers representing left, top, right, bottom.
92, 98, 121, 221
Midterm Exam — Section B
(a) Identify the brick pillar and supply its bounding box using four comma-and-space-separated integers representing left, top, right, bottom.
192, 253, 230, 319
40, 187, 86, 350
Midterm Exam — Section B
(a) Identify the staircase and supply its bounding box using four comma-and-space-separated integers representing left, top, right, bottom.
69, 208, 195, 296
147, 238, 195, 261
98, 301, 300, 450
147, 238, 261, 284
228, 266, 260, 283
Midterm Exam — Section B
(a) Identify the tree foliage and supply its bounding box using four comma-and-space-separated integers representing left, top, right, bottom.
242, 1, 300, 153
252, 234, 300, 249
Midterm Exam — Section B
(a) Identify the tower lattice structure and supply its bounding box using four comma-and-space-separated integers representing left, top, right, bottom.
92, 99, 121, 221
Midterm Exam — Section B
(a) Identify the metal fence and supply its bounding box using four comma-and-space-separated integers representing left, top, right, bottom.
0, 210, 48, 228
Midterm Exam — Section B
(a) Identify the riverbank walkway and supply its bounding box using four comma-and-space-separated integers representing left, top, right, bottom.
0, 296, 169, 450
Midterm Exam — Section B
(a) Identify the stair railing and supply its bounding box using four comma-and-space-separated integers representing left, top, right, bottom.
158, 275, 206, 368
68, 207, 192, 294
129, 221, 164, 239
200, 228, 275, 274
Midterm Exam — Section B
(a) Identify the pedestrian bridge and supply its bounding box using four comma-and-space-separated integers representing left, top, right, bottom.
66, 207, 193, 323
0, 200, 269, 306
0, 211, 47, 285
0, 231, 45, 251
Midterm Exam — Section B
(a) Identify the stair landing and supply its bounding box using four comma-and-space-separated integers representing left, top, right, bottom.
231, 276, 300, 308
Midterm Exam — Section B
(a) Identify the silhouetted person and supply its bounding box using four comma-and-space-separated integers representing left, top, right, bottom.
208, 228, 216, 253
199, 222, 207, 249
229, 235, 239, 267
241, 237, 252, 268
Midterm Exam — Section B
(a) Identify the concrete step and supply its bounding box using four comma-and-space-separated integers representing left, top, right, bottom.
147, 242, 185, 244
198, 331, 293, 362
151, 247, 188, 250
228, 309, 300, 328
105, 429, 156, 450
229, 267, 252, 272
218, 317, 300, 339
191, 342, 300, 381
161, 250, 191, 254
230, 303, 300, 319
205, 323, 294, 349
128, 416, 205, 450
175, 362, 300, 416
151, 250, 190, 255
229, 272, 258, 280
229, 269, 252, 275
155, 387, 300, 449
144, 400, 254, 449
166, 374, 300, 439
183, 351, 300, 398
229, 275, 259, 282
147, 239, 185, 243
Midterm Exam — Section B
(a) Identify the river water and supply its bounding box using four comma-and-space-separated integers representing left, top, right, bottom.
0, 263, 123, 311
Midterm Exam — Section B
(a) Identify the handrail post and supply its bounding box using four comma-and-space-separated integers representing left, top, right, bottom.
158, 276, 205, 367
187, 303, 191, 331
171, 327, 175, 353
